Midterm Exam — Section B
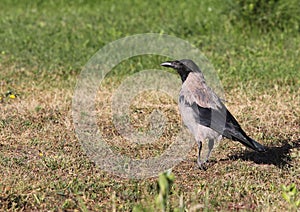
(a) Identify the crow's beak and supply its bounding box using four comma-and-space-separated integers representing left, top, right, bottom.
160, 61, 174, 68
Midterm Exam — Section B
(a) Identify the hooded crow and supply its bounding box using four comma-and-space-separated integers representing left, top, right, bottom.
161, 59, 266, 169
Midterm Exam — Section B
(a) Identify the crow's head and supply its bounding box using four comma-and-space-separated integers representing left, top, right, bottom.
161, 59, 201, 82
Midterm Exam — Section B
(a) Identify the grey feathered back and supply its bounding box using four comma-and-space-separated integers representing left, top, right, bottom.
180, 71, 222, 110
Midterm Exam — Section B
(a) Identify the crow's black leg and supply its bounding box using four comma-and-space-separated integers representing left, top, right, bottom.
197, 141, 207, 170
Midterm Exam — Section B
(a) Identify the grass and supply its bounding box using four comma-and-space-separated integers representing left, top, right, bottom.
0, 0, 300, 211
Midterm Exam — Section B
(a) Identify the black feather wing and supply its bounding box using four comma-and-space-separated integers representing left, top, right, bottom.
196, 103, 265, 152
196, 104, 246, 139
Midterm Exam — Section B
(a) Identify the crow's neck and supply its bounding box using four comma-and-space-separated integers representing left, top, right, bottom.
178, 70, 191, 83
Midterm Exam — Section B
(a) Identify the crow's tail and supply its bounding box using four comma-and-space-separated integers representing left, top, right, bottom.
232, 134, 267, 152
246, 136, 267, 152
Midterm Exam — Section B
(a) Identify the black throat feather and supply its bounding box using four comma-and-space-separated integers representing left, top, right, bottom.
178, 70, 191, 83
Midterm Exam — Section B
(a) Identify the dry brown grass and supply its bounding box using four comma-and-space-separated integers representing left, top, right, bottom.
0, 70, 299, 211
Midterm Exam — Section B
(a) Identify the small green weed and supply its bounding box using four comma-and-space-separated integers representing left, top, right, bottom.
156, 170, 175, 211
282, 183, 300, 210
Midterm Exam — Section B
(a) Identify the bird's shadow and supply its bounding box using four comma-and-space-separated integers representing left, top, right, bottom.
226, 139, 300, 169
